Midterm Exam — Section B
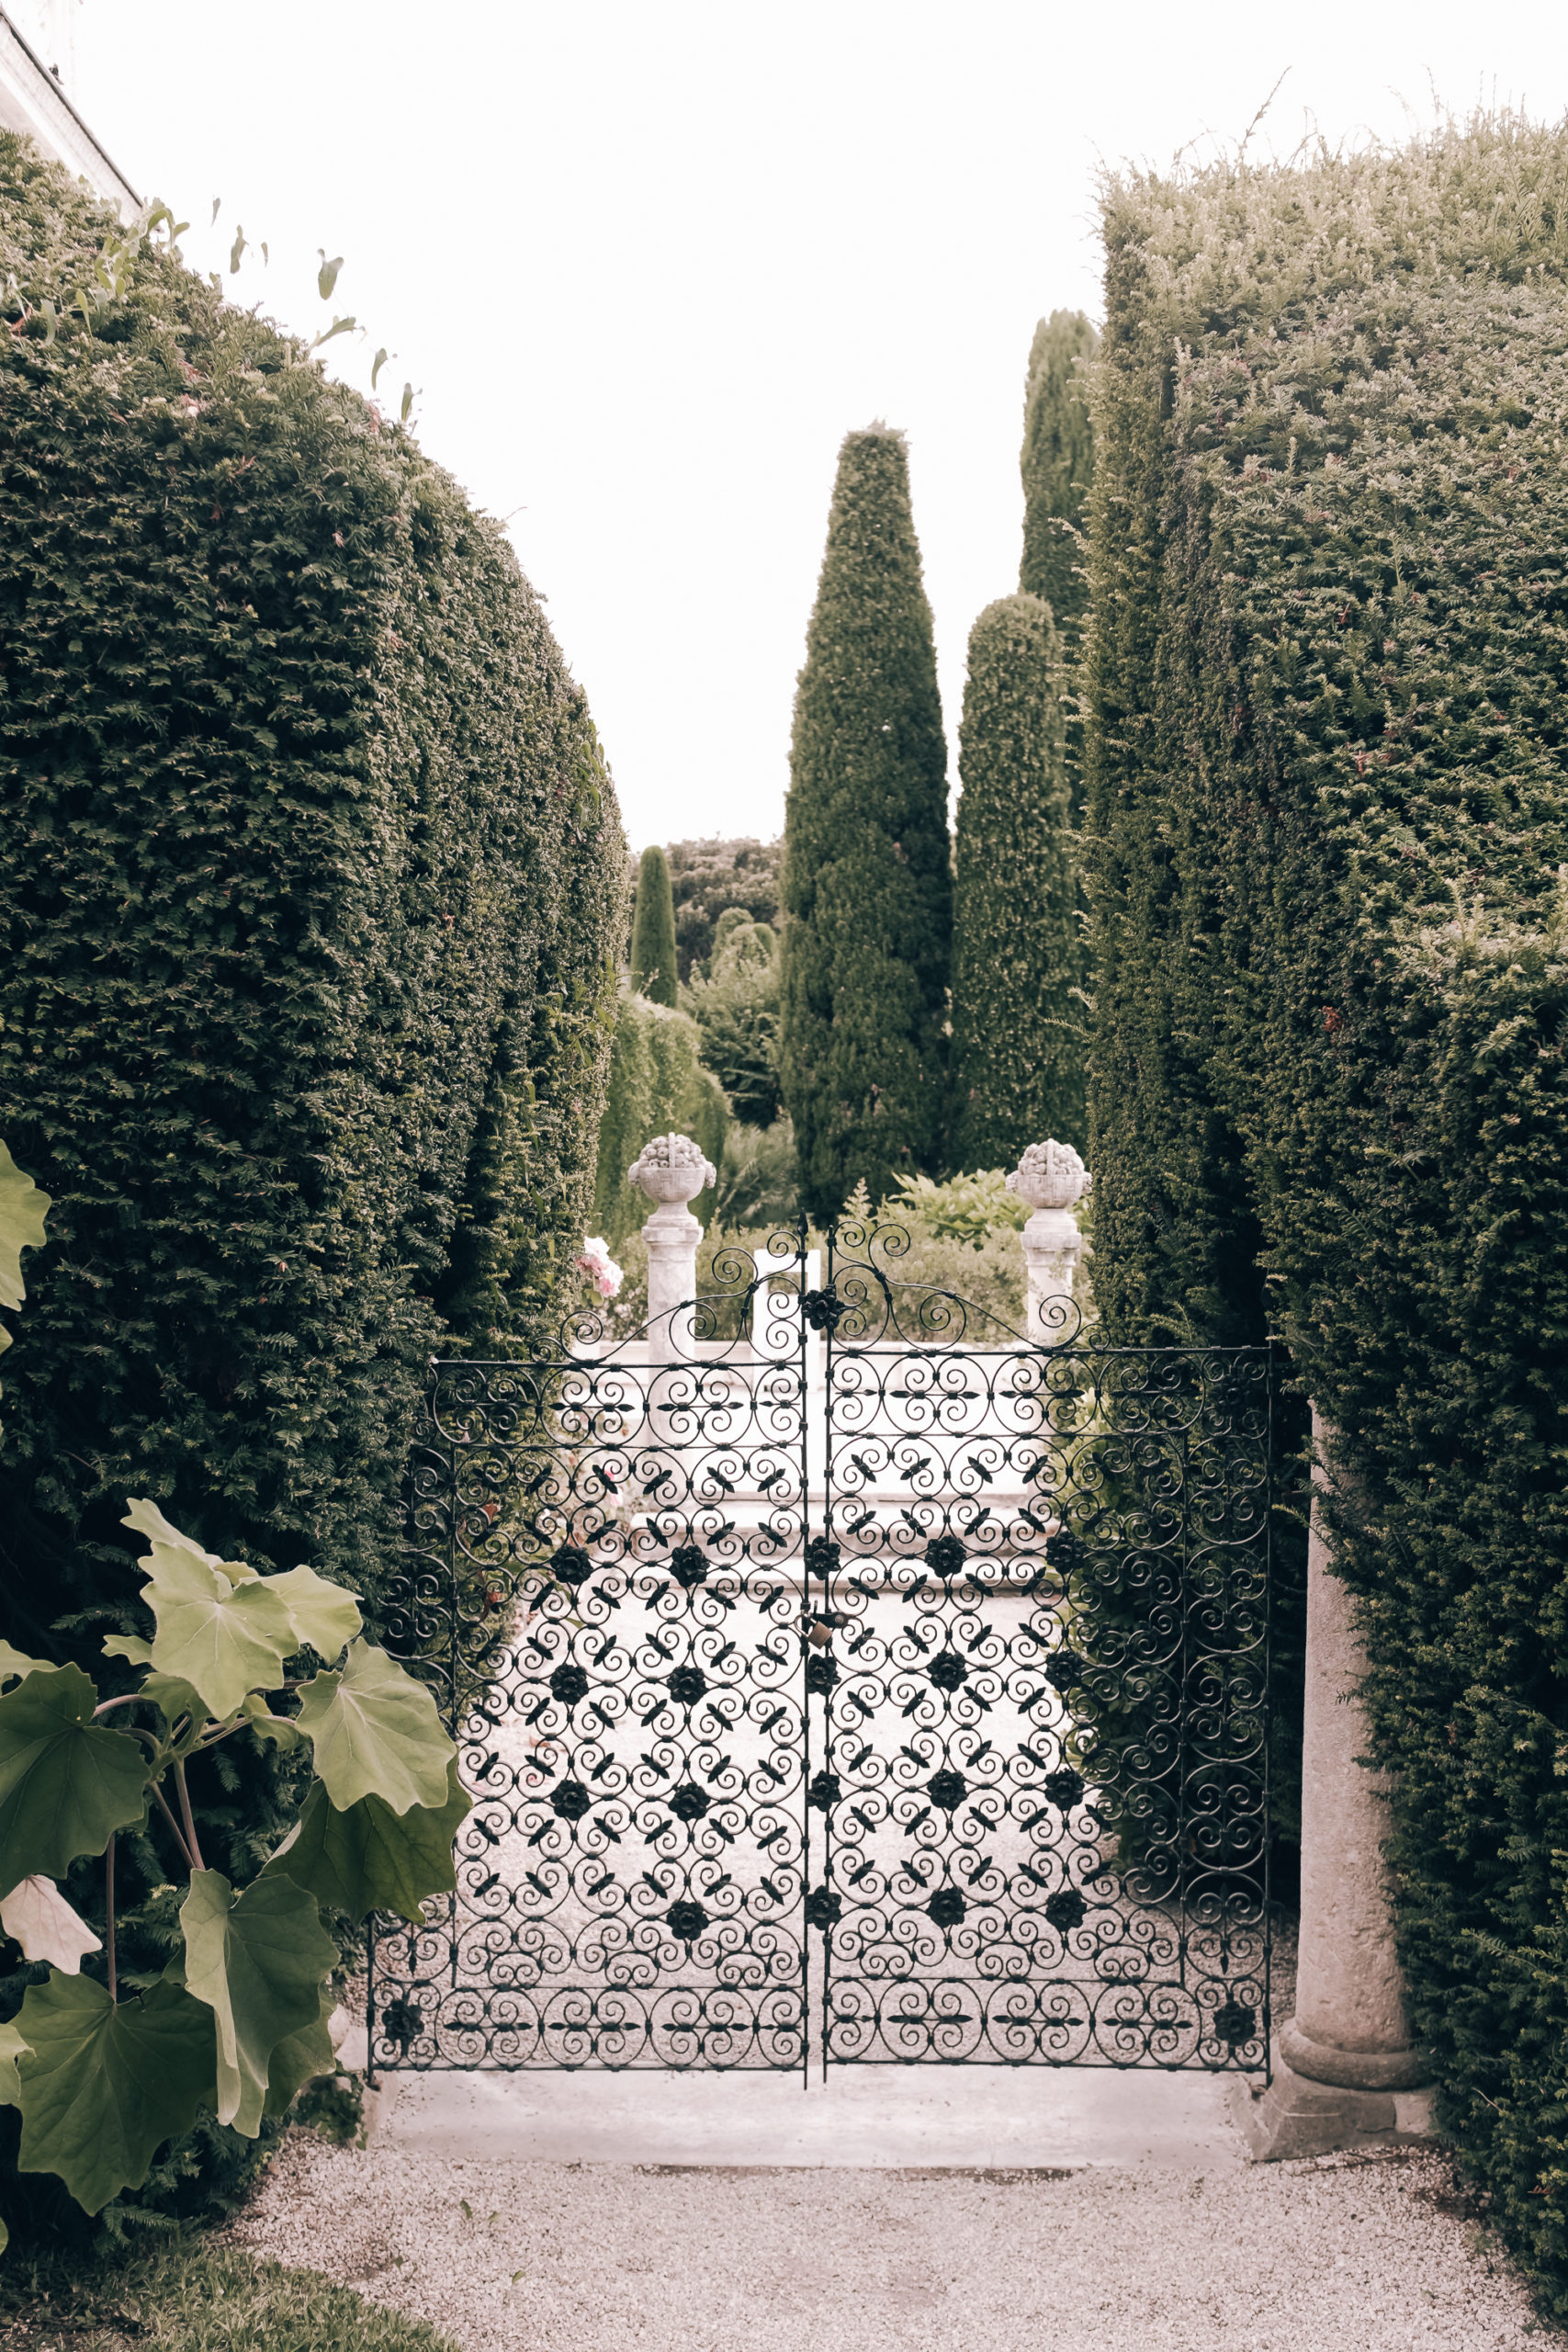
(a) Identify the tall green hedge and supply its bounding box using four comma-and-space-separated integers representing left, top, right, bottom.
0, 138, 623, 1634
950, 594, 1082, 1164
779, 426, 951, 1216
0, 136, 625, 2240
1088, 115, 1568, 2306
629, 842, 678, 1006
1020, 310, 1099, 639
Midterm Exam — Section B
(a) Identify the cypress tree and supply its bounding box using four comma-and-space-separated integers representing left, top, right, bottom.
629, 842, 678, 1005
950, 594, 1081, 1166
1019, 310, 1099, 635
779, 426, 951, 1218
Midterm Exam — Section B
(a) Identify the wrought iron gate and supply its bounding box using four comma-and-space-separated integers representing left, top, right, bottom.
368, 1216, 1276, 2076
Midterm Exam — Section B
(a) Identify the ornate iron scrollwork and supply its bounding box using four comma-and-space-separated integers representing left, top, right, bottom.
368, 1216, 1275, 2079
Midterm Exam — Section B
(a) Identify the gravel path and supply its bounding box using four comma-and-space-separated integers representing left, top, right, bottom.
231, 2131, 1551, 2352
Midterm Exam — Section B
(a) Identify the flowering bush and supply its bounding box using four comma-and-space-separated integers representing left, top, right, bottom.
574, 1237, 622, 1301
889, 1168, 1028, 1251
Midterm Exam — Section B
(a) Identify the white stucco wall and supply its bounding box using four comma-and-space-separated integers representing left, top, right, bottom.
0, 1, 138, 213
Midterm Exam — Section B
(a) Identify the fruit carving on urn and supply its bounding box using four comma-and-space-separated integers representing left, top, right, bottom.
1005, 1138, 1092, 1215
628, 1132, 716, 1210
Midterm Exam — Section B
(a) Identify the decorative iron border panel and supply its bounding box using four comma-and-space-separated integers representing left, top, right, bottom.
368, 1219, 1275, 2076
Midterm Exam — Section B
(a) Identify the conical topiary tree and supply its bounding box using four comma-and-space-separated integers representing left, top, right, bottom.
1020, 310, 1099, 638
629, 842, 678, 1006
779, 425, 951, 1218
950, 594, 1082, 1165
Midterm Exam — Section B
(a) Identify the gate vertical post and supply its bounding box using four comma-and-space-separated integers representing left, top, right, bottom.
628, 1133, 715, 1357
1006, 1139, 1090, 1339
1237, 1408, 1434, 2158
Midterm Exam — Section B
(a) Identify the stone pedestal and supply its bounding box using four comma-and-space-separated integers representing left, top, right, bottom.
1241, 1408, 1435, 2160
628, 1133, 716, 1359
643, 1204, 703, 1356
1006, 1139, 1089, 1341
1233, 2069, 1436, 2161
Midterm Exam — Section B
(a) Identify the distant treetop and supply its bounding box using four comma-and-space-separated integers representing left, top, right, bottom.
1020, 309, 1099, 630
662, 834, 783, 979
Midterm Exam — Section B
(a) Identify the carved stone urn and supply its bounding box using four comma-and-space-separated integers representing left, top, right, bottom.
1005, 1138, 1092, 1216
628, 1132, 716, 1211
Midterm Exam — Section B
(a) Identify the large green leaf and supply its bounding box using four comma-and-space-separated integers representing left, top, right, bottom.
0, 1640, 51, 1686
131, 1533, 295, 1718
265, 1565, 362, 1658
102, 1634, 154, 1667
0, 1139, 49, 1317
0, 1874, 102, 1972
264, 1989, 336, 2119
179, 1870, 337, 2135
121, 1496, 226, 1571
0, 1667, 150, 1881
121, 1502, 359, 1669
295, 1640, 453, 1815
0, 2018, 28, 2107
14, 1973, 216, 2214
140, 1672, 209, 1732
240, 1691, 305, 1751
263, 1758, 470, 1923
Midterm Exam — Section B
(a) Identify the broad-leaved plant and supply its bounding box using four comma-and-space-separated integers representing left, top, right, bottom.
0, 1148, 468, 2242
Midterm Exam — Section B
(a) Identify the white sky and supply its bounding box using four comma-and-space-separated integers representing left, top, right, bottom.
71, 0, 1566, 851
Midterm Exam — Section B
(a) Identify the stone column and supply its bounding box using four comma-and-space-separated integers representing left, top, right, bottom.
1237, 1409, 1435, 2159
1006, 1139, 1090, 1340
628, 1133, 715, 1359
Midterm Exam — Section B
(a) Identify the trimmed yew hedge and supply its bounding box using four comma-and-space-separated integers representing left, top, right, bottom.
951, 594, 1082, 1164
0, 131, 625, 2235
0, 138, 624, 1638
629, 842, 678, 1006
1088, 116, 1568, 2306
1020, 309, 1098, 643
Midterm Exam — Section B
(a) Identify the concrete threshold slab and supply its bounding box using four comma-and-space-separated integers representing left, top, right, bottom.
374, 2063, 1244, 2171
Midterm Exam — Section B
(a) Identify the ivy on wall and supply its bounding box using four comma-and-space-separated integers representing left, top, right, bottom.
1088, 115, 1568, 2307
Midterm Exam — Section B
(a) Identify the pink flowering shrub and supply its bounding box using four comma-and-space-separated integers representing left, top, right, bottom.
575, 1235, 622, 1299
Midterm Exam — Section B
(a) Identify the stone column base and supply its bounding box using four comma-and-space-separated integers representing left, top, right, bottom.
1280, 2014, 1429, 2092
1231, 2046, 1438, 2162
